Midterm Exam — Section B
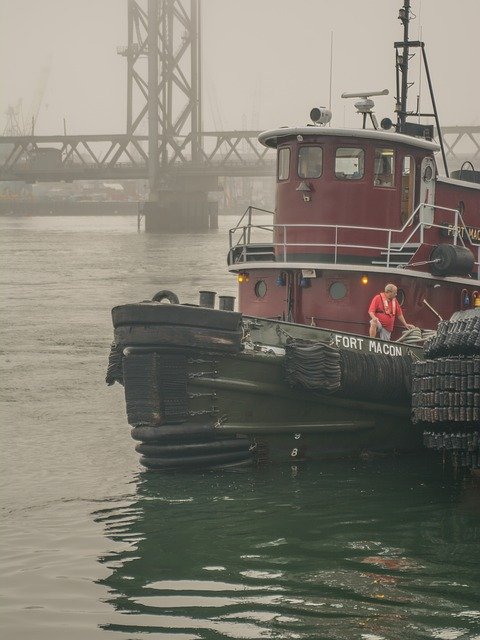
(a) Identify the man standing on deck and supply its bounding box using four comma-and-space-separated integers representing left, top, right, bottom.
368, 283, 415, 340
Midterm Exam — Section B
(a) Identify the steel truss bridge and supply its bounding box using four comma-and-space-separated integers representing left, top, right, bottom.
0, 1, 478, 195
0, 127, 478, 184
1, 0, 276, 186
0, 131, 273, 183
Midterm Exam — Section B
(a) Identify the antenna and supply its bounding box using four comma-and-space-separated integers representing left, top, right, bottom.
417, 25, 423, 123
328, 31, 334, 114
341, 89, 389, 99
341, 90, 389, 129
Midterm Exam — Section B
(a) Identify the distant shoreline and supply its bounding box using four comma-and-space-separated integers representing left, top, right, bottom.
0, 200, 140, 216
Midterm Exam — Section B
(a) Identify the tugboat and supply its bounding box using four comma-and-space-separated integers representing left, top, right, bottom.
107, 0, 479, 470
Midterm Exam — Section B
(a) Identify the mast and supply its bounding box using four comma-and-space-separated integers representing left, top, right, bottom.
396, 0, 411, 132
394, 0, 449, 175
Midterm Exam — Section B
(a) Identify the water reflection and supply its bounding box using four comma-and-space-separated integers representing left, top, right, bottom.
93, 459, 480, 639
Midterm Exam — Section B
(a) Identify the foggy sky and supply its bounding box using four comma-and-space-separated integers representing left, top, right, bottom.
1, 0, 478, 137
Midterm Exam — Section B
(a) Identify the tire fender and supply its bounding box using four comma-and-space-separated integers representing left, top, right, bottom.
152, 289, 180, 304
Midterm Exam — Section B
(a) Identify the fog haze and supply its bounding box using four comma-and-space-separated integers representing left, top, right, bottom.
1, 0, 478, 136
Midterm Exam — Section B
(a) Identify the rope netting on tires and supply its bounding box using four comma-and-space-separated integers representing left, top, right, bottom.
284, 338, 414, 402
339, 347, 414, 402
284, 339, 341, 392
415, 310, 480, 471
412, 309, 480, 426
423, 311, 480, 358
105, 342, 124, 386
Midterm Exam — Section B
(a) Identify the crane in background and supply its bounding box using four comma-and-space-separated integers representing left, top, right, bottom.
1, 60, 51, 196
28, 61, 51, 135
3, 100, 25, 136
3, 59, 51, 136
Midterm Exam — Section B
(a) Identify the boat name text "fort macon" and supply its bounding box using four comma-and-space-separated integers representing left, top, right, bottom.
443, 223, 480, 245
333, 334, 403, 356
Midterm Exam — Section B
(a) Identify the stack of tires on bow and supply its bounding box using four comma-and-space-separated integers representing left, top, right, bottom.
106, 291, 252, 471
411, 309, 480, 471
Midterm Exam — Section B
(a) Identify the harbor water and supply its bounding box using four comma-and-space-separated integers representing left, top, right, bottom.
1, 215, 480, 640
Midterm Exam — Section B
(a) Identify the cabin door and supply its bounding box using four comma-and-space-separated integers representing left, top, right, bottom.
401, 156, 416, 225
419, 157, 435, 227
284, 271, 295, 322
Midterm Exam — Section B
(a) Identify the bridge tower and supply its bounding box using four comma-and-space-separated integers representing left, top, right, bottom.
120, 0, 217, 231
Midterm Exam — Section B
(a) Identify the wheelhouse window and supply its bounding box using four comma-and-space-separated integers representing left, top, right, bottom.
374, 148, 395, 187
278, 147, 291, 181
298, 146, 323, 178
335, 147, 364, 180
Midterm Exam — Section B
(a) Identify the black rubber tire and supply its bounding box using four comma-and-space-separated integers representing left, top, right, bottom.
131, 423, 216, 442
112, 302, 242, 331
430, 244, 474, 276
115, 324, 242, 352
135, 438, 250, 457
152, 290, 180, 304
139, 449, 252, 470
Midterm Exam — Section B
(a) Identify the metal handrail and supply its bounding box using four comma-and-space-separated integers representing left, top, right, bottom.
229, 203, 477, 267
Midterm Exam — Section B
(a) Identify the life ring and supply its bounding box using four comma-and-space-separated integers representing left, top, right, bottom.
152, 289, 179, 304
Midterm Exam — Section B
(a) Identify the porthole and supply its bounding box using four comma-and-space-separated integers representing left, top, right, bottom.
254, 280, 267, 298
423, 164, 433, 182
397, 288, 405, 306
329, 281, 347, 300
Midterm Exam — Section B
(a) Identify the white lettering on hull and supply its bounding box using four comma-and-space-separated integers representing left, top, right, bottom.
333, 334, 403, 357
368, 340, 403, 357
333, 334, 364, 350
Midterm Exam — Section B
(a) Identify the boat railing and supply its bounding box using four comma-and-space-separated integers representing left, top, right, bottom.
229, 206, 275, 247
229, 203, 477, 268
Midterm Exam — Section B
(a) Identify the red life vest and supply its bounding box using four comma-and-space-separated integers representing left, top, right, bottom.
380, 292, 396, 316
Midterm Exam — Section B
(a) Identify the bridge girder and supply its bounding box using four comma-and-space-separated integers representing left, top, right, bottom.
0, 0, 478, 185
0, 133, 274, 182
121, 1, 202, 165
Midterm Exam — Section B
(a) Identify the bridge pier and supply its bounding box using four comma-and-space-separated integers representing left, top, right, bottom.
144, 192, 218, 232
145, 174, 219, 232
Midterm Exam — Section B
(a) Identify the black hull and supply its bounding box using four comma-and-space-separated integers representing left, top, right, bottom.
108, 302, 426, 469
